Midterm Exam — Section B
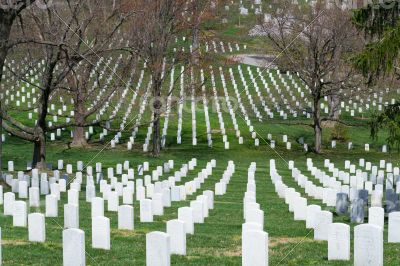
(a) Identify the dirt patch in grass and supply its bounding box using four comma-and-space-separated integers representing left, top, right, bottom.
2, 239, 29, 246
111, 229, 143, 237
192, 246, 241, 257
269, 237, 316, 248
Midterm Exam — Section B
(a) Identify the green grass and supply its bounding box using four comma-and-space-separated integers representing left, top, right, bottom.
1, 1, 399, 264
0, 117, 399, 265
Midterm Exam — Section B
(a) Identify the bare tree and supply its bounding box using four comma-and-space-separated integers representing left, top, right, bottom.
2, 0, 131, 168
130, 0, 191, 157
261, 1, 361, 153
65, 55, 135, 147
0, 0, 37, 174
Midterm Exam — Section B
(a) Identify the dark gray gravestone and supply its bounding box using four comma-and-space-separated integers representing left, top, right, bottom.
298, 137, 304, 145
386, 189, 399, 213
336, 193, 349, 215
350, 198, 365, 223
27, 161, 32, 170
395, 175, 400, 184
46, 163, 53, 170
358, 189, 369, 206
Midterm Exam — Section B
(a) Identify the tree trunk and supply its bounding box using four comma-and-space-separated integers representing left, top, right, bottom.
313, 98, 322, 153
32, 127, 46, 170
152, 77, 162, 157
328, 94, 340, 121
71, 97, 88, 147
192, 26, 200, 65
32, 81, 51, 169
191, 1, 201, 66
72, 126, 87, 147
152, 111, 161, 156
0, 13, 15, 176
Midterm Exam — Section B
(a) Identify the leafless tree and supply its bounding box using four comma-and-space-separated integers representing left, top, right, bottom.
2, 0, 132, 169
65, 54, 135, 147
0, 0, 37, 174
261, 0, 362, 153
129, 0, 192, 157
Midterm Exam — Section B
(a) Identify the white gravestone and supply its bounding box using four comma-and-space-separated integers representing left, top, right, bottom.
388, 212, 400, 243
178, 207, 194, 234
92, 216, 110, 250
328, 223, 350, 261
63, 228, 85, 266
64, 204, 79, 229
13, 201, 27, 227
4, 192, 15, 216
166, 219, 186, 255
118, 205, 134, 230
146, 231, 170, 266
45, 195, 58, 217
306, 205, 321, 229
354, 224, 383, 266
369, 207, 384, 229
28, 213, 45, 242
242, 229, 268, 266
140, 199, 153, 222
29, 187, 40, 207
314, 211, 333, 240
107, 191, 119, 212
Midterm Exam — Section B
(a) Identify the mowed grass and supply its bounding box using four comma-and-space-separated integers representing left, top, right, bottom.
0, 115, 399, 265
0, 2, 399, 264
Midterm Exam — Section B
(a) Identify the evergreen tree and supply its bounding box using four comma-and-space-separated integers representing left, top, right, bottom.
353, 0, 400, 152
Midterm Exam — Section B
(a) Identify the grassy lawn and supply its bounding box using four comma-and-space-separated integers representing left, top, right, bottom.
0, 115, 399, 265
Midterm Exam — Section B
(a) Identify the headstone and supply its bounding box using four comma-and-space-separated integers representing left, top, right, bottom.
203, 190, 214, 209
386, 189, 399, 213
178, 207, 194, 234
63, 228, 85, 266
306, 205, 321, 229
190, 200, 204, 223
368, 207, 384, 229
13, 201, 27, 227
314, 211, 333, 240
166, 219, 186, 255
92, 216, 110, 250
45, 195, 58, 217
29, 187, 40, 207
4, 192, 15, 215
118, 205, 134, 230
107, 191, 119, 212
242, 229, 268, 266
336, 193, 349, 215
152, 193, 164, 215
140, 199, 153, 222
388, 212, 400, 243
146, 232, 170, 266
28, 213, 45, 242
293, 197, 307, 220
18, 181, 28, 198
91, 197, 104, 218
328, 223, 350, 261
350, 199, 365, 223
64, 204, 79, 229
354, 224, 383, 266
